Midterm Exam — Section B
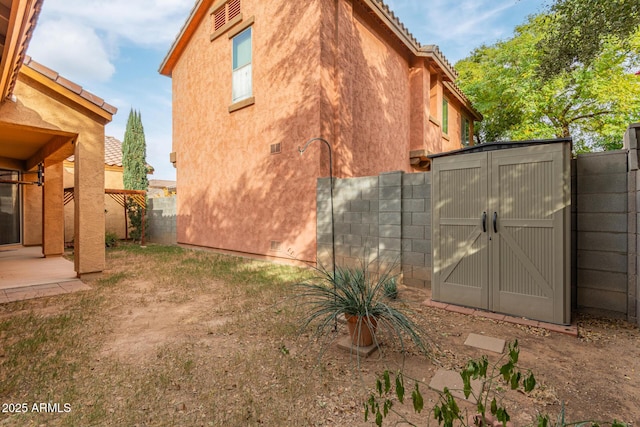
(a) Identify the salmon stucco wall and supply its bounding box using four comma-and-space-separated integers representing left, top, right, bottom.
171, 0, 324, 262
321, 0, 474, 175
322, 0, 412, 178
168, 0, 479, 263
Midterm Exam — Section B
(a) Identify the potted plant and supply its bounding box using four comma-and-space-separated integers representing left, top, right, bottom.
296, 261, 427, 351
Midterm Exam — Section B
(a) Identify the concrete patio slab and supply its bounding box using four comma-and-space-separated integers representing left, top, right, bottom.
464, 333, 505, 354
0, 246, 90, 303
0, 246, 76, 290
429, 368, 483, 404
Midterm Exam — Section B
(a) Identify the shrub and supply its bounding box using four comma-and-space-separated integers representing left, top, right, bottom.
105, 231, 118, 248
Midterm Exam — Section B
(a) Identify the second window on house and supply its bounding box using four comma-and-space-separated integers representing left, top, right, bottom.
461, 117, 470, 147
232, 27, 252, 103
442, 98, 449, 135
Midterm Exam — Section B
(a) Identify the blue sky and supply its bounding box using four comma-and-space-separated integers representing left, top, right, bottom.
27, 0, 545, 180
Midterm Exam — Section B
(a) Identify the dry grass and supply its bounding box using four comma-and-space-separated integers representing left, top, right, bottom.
0, 245, 416, 426
1, 244, 639, 426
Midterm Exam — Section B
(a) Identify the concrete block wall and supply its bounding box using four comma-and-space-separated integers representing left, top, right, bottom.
147, 196, 177, 245
575, 151, 628, 317
317, 171, 431, 288
401, 172, 431, 287
624, 123, 640, 325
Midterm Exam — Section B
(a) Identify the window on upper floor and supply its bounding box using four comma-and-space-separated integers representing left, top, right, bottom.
442, 98, 449, 135
232, 27, 252, 103
461, 116, 470, 147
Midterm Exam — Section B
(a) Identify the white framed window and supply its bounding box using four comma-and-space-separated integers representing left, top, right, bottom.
232, 27, 252, 103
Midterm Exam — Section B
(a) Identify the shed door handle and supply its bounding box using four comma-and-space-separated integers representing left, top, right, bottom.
493, 212, 498, 233
482, 212, 487, 233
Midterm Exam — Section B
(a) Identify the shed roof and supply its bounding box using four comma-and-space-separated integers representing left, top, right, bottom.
428, 138, 572, 159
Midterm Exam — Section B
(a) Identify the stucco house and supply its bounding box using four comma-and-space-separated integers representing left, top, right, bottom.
0, 0, 116, 277
160, 0, 482, 263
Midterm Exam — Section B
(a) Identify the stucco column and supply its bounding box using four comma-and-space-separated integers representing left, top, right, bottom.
42, 161, 64, 257
74, 133, 105, 276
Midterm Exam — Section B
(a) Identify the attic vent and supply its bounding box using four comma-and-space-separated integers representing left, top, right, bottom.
212, 0, 241, 32
270, 240, 282, 251
214, 8, 226, 31
228, 0, 241, 20
270, 143, 281, 154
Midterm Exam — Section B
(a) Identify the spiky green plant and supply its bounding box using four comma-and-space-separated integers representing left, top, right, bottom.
296, 261, 427, 354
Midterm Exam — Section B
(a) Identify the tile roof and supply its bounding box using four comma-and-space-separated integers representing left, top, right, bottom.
67, 136, 155, 172
67, 135, 122, 166
149, 179, 177, 189
22, 56, 118, 115
104, 135, 123, 166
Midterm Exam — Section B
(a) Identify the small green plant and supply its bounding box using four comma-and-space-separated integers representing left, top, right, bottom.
105, 231, 118, 248
383, 277, 398, 300
365, 340, 628, 427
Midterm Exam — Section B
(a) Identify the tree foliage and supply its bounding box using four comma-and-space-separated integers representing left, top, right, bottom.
122, 109, 149, 191
538, 0, 640, 78
456, 14, 640, 151
122, 109, 149, 241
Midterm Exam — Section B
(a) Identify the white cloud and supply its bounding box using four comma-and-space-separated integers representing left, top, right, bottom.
37, 0, 194, 47
28, 19, 116, 83
28, 0, 193, 85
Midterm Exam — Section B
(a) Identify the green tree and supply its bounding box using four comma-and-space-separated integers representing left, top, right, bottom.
456, 14, 640, 151
538, 0, 640, 78
122, 109, 149, 241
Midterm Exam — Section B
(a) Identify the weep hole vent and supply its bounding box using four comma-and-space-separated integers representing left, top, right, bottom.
270, 240, 282, 251
270, 143, 281, 154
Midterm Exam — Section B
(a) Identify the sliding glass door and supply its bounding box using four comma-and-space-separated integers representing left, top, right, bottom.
0, 170, 21, 245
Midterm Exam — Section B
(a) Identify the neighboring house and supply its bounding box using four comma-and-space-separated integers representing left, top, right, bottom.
63, 136, 154, 243
0, 0, 116, 276
159, 0, 482, 263
148, 179, 176, 198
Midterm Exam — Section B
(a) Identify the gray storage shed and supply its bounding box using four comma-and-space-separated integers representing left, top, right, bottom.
430, 139, 572, 325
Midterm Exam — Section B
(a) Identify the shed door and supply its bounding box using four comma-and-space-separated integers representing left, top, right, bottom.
432, 143, 570, 325
490, 145, 569, 323
432, 152, 489, 309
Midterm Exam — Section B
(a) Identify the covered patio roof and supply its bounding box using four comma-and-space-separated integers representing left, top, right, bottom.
1, 0, 118, 280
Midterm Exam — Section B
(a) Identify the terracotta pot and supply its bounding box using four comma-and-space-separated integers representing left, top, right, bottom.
345, 314, 377, 346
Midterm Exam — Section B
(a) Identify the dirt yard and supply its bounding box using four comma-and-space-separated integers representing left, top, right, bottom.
0, 244, 639, 426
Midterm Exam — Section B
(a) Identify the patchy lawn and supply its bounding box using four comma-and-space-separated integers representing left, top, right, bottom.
0, 244, 638, 426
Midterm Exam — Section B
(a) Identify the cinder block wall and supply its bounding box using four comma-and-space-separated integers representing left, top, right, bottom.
575, 151, 628, 317
401, 172, 431, 287
317, 171, 431, 288
147, 196, 177, 245
624, 123, 640, 326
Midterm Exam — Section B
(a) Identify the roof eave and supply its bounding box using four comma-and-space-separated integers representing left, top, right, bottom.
418, 45, 458, 81
443, 80, 483, 122
0, 0, 42, 103
159, 0, 211, 76
20, 59, 117, 123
